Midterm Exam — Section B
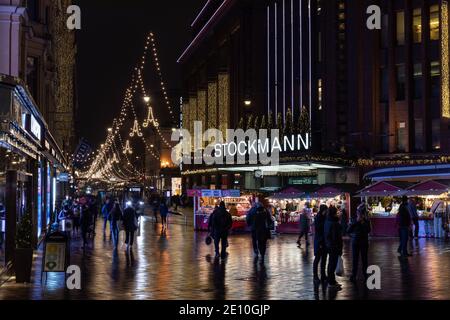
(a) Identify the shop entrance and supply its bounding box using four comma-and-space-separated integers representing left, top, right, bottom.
4, 171, 33, 265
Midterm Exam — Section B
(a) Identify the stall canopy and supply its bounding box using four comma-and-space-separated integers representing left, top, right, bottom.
268, 187, 305, 200
356, 181, 411, 197
405, 180, 450, 196
312, 186, 345, 198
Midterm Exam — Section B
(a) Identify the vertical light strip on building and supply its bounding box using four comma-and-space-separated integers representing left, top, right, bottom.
275, 2, 278, 117
268, 6, 271, 115
283, 0, 286, 123
308, 0, 312, 131
442, 1, 450, 118
291, 0, 294, 120
299, 0, 303, 115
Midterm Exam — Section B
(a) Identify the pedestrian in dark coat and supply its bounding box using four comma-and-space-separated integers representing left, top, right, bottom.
248, 204, 274, 262
313, 204, 328, 283
408, 198, 419, 239
324, 204, 343, 288
210, 201, 233, 259
397, 196, 412, 257
123, 204, 138, 251
347, 208, 371, 282
246, 203, 259, 255
297, 203, 311, 247
108, 203, 123, 250
102, 198, 113, 235
80, 204, 92, 249
160, 201, 169, 231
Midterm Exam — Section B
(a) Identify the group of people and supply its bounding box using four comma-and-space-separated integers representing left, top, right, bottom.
101, 198, 140, 251
57, 196, 99, 249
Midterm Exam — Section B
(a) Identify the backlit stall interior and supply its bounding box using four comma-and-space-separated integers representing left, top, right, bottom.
405, 180, 450, 238
192, 189, 252, 231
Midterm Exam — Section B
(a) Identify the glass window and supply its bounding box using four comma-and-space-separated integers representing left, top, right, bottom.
380, 67, 389, 102
397, 122, 407, 152
430, 5, 440, 41
432, 119, 441, 149
26, 57, 38, 102
413, 8, 422, 43
431, 61, 440, 98
396, 64, 406, 100
413, 63, 422, 99
396, 11, 405, 45
414, 119, 424, 151
26, 0, 39, 21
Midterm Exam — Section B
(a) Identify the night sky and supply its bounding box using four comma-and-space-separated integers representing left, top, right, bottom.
75, 0, 205, 149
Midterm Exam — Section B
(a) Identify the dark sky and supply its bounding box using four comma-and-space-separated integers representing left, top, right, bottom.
75, 0, 205, 148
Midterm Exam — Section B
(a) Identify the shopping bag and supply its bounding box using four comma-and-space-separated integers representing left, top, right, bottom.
336, 255, 345, 277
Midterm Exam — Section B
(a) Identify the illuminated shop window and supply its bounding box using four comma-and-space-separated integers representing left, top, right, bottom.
430, 5, 440, 41
396, 11, 405, 45
396, 122, 407, 152
413, 8, 422, 43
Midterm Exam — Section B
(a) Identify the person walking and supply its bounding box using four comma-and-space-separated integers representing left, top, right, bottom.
431, 199, 445, 238
80, 204, 92, 249
246, 202, 259, 256
72, 203, 81, 237
408, 198, 419, 239
340, 202, 349, 237
347, 206, 371, 283
313, 204, 328, 284
324, 204, 343, 289
123, 202, 138, 251
247, 203, 274, 262
101, 198, 113, 235
108, 202, 123, 250
297, 203, 311, 247
160, 201, 169, 232
210, 201, 233, 259
152, 198, 160, 223
397, 196, 412, 257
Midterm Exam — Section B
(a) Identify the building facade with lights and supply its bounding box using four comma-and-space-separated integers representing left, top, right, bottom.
0, 0, 74, 275
178, 0, 450, 191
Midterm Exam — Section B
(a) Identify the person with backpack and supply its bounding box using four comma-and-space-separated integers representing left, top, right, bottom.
210, 201, 233, 259
122, 202, 138, 251
249, 203, 274, 262
108, 202, 123, 250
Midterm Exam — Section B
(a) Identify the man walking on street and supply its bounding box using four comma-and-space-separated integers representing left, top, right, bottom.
408, 198, 419, 239
324, 204, 343, 289
210, 201, 232, 259
398, 196, 412, 257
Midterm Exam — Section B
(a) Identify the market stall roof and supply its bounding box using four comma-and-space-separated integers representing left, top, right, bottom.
356, 181, 411, 197
405, 180, 450, 196
268, 187, 305, 200
312, 186, 344, 198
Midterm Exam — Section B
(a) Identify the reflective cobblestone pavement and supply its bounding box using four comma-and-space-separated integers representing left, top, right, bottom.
1, 215, 450, 300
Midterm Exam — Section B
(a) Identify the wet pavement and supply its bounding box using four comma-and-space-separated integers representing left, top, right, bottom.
1, 214, 450, 300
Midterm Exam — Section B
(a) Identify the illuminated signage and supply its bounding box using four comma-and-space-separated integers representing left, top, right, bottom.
30, 115, 41, 140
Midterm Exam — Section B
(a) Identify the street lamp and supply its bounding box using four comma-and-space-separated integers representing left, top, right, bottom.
144, 96, 151, 103
107, 128, 112, 132
244, 100, 252, 106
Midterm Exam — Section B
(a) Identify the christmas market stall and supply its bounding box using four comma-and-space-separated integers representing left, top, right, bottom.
267, 187, 306, 233
356, 181, 411, 237
405, 180, 450, 238
189, 189, 252, 232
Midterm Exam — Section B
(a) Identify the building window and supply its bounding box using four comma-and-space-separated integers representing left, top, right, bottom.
396, 64, 406, 100
414, 119, 424, 151
413, 63, 423, 99
396, 11, 405, 45
318, 78, 323, 110
381, 14, 389, 48
430, 61, 440, 98
432, 119, 441, 149
26, 0, 39, 21
26, 57, 38, 102
430, 5, 440, 41
380, 67, 389, 102
413, 8, 422, 43
397, 122, 407, 152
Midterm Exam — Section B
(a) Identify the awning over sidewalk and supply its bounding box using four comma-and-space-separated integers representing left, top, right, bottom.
405, 180, 450, 196
356, 181, 410, 197
268, 187, 305, 200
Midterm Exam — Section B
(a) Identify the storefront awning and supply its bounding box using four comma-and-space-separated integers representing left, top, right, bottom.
356, 181, 410, 197
405, 180, 450, 196
364, 164, 450, 181
268, 187, 305, 200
